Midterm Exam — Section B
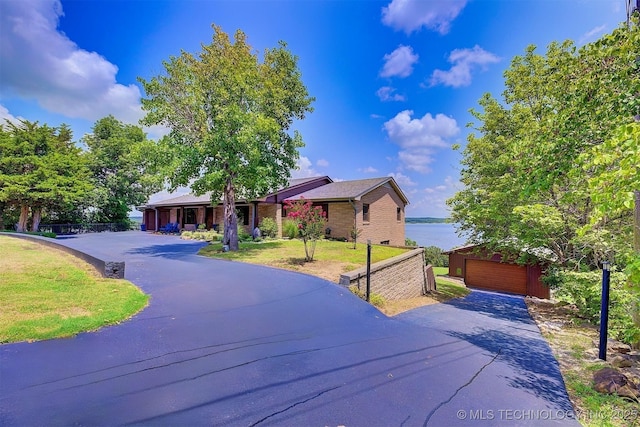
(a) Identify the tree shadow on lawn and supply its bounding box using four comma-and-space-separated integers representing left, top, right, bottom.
285, 257, 306, 266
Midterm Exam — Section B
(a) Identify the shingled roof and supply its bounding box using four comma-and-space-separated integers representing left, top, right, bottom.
285, 177, 409, 204
142, 176, 409, 208
143, 176, 333, 208
145, 193, 214, 207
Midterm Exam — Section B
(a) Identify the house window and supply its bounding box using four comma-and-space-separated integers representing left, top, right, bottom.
397, 207, 402, 222
236, 206, 249, 226
185, 208, 197, 224
363, 203, 370, 222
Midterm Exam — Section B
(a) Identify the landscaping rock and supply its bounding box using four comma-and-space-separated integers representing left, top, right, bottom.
593, 368, 640, 400
591, 339, 632, 354
610, 354, 634, 368
608, 339, 632, 354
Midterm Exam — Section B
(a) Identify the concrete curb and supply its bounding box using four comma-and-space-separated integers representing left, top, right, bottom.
1, 232, 125, 279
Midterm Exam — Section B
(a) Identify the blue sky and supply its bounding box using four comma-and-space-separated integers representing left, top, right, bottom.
0, 0, 628, 216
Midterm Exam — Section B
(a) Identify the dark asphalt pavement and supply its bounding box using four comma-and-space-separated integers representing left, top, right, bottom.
0, 232, 579, 426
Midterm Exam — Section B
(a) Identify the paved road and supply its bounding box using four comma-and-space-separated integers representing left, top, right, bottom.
0, 232, 579, 426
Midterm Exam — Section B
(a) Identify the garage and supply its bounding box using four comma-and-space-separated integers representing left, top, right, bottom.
465, 259, 527, 295
446, 244, 550, 299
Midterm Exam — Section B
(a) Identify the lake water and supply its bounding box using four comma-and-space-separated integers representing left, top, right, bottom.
405, 223, 467, 251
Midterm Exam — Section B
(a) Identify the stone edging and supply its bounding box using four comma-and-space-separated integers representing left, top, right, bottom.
1, 232, 125, 279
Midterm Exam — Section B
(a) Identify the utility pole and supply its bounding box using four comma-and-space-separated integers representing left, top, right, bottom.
635, 190, 640, 252
628, 0, 640, 28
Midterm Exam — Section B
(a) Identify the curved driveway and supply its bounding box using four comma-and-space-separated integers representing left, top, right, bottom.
0, 232, 579, 426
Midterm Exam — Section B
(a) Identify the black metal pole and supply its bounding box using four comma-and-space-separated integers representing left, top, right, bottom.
366, 240, 371, 302
598, 261, 611, 361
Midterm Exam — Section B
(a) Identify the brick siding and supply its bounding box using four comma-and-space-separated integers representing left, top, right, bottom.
358, 184, 406, 246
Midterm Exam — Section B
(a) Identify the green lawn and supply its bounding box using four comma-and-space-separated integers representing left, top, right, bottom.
201, 239, 408, 264
0, 236, 149, 343
199, 239, 410, 282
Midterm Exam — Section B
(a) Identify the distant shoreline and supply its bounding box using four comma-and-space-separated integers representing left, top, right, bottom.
130, 215, 450, 225
405, 217, 448, 224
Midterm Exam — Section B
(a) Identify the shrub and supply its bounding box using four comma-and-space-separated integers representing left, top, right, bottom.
259, 217, 278, 238
555, 270, 640, 346
284, 198, 327, 261
282, 219, 299, 239
350, 226, 362, 249
237, 224, 252, 242
348, 285, 385, 308
405, 237, 418, 247
369, 293, 386, 308
197, 223, 207, 231
423, 246, 448, 267
180, 230, 221, 242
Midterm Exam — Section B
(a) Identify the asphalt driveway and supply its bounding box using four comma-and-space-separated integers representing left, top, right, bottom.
0, 232, 579, 426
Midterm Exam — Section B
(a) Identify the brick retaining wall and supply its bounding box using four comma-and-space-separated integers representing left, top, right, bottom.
339, 247, 430, 300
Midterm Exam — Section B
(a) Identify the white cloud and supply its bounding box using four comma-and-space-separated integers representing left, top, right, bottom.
316, 158, 329, 167
376, 86, 405, 102
370, 113, 385, 120
359, 166, 379, 174
388, 172, 416, 187
380, 45, 418, 78
398, 150, 435, 173
0, 0, 146, 126
384, 110, 459, 149
429, 45, 500, 88
384, 110, 459, 173
0, 104, 23, 125
291, 156, 320, 178
579, 24, 606, 44
382, 0, 467, 35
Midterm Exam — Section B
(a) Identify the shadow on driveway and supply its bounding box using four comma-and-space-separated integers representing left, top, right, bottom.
126, 242, 209, 260
442, 291, 534, 325
398, 290, 575, 416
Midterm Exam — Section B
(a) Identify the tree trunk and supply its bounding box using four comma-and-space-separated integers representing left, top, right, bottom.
223, 175, 239, 251
31, 207, 42, 232
16, 204, 29, 232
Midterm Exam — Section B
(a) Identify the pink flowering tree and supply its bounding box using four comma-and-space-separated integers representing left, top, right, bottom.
284, 197, 327, 261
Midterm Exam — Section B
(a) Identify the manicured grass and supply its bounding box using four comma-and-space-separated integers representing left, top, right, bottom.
0, 236, 149, 343
432, 266, 448, 276
201, 239, 408, 264
199, 239, 410, 282
434, 280, 470, 300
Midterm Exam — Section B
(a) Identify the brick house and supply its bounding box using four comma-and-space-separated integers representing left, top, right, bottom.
139, 176, 409, 246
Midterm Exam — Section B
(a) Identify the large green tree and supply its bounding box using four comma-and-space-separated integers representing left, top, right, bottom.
0, 120, 91, 231
139, 25, 314, 250
448, 20, 640, 269
83, 116, 161, 224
